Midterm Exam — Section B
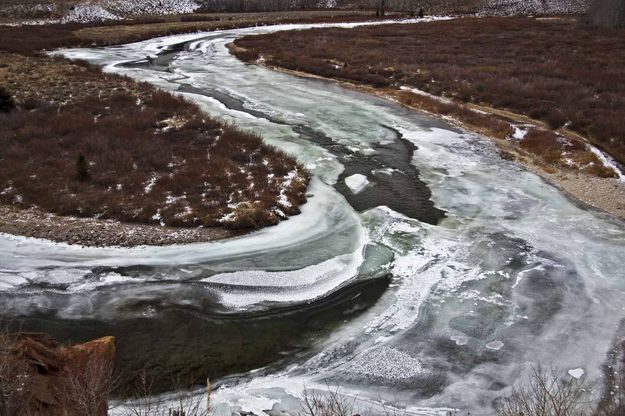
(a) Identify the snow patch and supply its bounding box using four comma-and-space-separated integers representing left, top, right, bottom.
102, 0, 199, 16
143, 175, 158, 194
510, 125, 530, 141
317, 0, 337, 7
165, 193, 186, 205
61, 4, 121, 23
57, 0, 199, 24
151, 210, 165, 226
480, 0, 588, 16
587, 144, 625, 181
277, 169, 300, 209
400, 85, 453, 105
373, 167, 400, 176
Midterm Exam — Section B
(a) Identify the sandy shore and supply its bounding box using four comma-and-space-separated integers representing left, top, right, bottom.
0, 205, 242, 247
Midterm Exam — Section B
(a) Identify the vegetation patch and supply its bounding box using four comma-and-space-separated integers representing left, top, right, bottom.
232, 17, 625, 172
0, 10, 403, 243
0, 10, 377, 54
0, 53, 308, 230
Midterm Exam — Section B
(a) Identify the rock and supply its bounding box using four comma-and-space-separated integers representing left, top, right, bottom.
0, 333, 115, 416
63, 335, 116, 372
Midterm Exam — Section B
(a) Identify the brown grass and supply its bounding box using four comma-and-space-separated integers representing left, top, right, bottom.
0, 11, 382, 55
0, 91, 308, 228
394, 89, 513, 139
0, 11, 364, 231
232, 17, 625, 167
0, 53, 308, 230
0, 332, 114, 416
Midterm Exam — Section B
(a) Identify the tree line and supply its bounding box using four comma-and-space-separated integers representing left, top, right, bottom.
586, 0, 625, 29
195, 0, 421, 13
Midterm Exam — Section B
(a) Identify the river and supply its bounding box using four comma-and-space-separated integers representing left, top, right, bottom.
1, 19, 625, 415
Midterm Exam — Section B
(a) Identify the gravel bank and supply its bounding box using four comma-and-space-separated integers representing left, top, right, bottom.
0, 205, 242, 247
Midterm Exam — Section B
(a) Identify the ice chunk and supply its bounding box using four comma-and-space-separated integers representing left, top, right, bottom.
344, 174, 370, 194
485, 341, 504, 350
451, 335, 469, 346
568, 368, 585, 379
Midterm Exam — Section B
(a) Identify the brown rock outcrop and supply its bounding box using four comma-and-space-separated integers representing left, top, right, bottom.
0, 333, 115, 416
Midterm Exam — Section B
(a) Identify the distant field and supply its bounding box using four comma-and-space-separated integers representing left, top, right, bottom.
0, 0, 591, 22
232, 17, 625, 170
0, 10, 374, 53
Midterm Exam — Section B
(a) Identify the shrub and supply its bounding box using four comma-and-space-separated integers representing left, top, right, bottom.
180, 15, 220, 22
76, 153, 91, 182
494, 366, 587, 416
121, 371, 211, 416
545, 109, 568, 130
0, 87, 14, 113
585, 0, 625, 29
301, 387, 357, 416
19, 97, 48, 111
232, 17, 625, 166
520, 128, 564, 164
225, 204, 279, 229
0, 82, 308, 230
0, 333, 31, 416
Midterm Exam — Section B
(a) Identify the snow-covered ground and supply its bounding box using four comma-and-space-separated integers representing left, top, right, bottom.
1, 0, 200, 24
102, 0, 199, 17
1, 0, 593, 26
480, 0, 589, 15
61, 3, 122, 23
61, 0, 200, 23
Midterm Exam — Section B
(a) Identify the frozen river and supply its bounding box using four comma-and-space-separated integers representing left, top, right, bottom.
2, 19, 625, 414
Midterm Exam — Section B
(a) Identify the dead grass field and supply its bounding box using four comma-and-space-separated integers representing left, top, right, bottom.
232, 17, 625, 172
0, 60, 308, 228
0, 10, 376, 53
0, 11, 398, 234
0, 30, 311, 230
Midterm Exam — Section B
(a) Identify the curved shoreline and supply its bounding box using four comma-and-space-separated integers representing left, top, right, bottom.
0, 205, 245, 247
4, 18, 622, 248
232, 53, 625, 221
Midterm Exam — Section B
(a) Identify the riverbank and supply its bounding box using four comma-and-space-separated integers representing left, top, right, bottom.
0, 51, 310, 244
378, 85, 625, 220
233, 61, 625, 220
3, 13, 404, 246
0, 205, 241, 246
230, 17, 625, 220
0, 11, 392, 53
